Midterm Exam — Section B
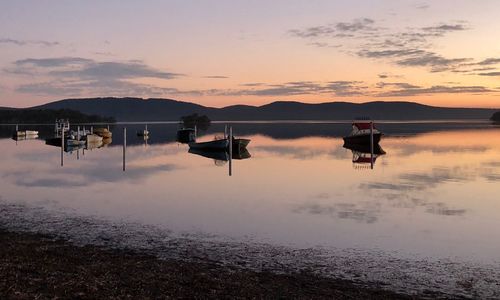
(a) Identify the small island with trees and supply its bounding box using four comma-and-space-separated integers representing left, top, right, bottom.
491, 111, 500, 123
180, 113, 211, 130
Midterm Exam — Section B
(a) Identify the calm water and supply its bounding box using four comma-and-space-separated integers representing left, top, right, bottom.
1, 122, 500, 295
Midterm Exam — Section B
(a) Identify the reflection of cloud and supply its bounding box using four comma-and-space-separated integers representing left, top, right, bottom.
254, 144, 349, 160
15, 177, 87, 188
361, 167, 474, 192
425, 203, 466, 216
293, 202, 379, 223
391, 143, 488, 156
5, 161, 178, 188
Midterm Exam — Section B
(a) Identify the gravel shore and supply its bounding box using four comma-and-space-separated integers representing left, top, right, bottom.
0, 228, 425, 299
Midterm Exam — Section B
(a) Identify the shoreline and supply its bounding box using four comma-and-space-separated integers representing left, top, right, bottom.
0, 228, 431, 299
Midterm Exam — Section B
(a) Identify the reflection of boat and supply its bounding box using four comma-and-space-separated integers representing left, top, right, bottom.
343, 143, 386, 168
137, 125, 149, 137
12, 134, 38, 141
232, 138, 251, 151
188, 148, 251, 165
86, 134, 103, 144
343, 121, 382, 145
86, 139, 104, 150
137, 129, 149, 137
15, 130, 39, 137
188, 147, 252, 161
102, 137, 112, 146
93, 128, 112, 138
189, 148, 230, 161
189, 138, 229, 150
232, 147, 251, 160
343, 143, 386, 155
176, 128, 196, 143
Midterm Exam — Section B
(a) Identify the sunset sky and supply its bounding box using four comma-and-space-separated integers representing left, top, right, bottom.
1, 0, 500, 108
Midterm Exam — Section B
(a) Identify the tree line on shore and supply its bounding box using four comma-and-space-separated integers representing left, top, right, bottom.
0, 109, 115, 124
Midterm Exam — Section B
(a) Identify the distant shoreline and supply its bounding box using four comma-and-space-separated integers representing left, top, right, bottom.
0, 118, 496, 126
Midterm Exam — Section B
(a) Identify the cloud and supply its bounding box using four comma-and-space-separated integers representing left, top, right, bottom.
376, 84, 495, 97
13, 57, 182, 79
289, 18, 380, 39
477, 72, 500, 76
414, 3, 430, 10
289, 19, 474, 73
475, 58, 500, 65
0, 38, 60, 47
239, 82, 265, 87
203, 75, 229, 79
219, 80, 368, 97
396, 52, 472, 72
421, 24, 468, 34
335, 18, 377, 32
9, 57, 188, 97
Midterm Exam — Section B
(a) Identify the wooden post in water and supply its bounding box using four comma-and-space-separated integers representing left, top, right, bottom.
370, 121, 374, 170
77, 126, 80, 160
123, 127, 126, 171
15, 124, 18, 132
61, 130, 64, 167
91, 126, 93, 134
229, 126, 233, 177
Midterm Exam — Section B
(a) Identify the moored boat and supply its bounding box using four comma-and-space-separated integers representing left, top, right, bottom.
343, 121, 382, 145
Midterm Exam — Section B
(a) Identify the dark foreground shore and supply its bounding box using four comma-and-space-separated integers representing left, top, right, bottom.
0, 229, 433, 299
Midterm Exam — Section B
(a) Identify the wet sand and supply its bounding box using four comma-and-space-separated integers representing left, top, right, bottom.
0, 228, 430, 299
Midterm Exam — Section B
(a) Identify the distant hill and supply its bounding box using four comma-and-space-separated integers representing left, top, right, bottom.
23, 97, 499, 122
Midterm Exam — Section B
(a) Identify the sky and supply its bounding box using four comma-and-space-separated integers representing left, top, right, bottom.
1, 0, 500, 108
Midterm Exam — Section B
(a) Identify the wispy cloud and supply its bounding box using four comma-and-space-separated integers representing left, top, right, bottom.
9, 57, 185, 97
0, 38, 60, 47
203, 75, 229, 79
289, 18, 380, 39
289, 19, 474, 73
375, 84, 495, 97
477, 72, 500, 76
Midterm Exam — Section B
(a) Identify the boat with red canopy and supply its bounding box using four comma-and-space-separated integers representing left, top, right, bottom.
343, 121, 382, 145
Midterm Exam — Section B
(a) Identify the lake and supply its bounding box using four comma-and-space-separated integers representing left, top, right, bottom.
1, 122, 500, 297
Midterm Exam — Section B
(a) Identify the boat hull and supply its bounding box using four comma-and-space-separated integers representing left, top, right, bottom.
343, 133, 382, 145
